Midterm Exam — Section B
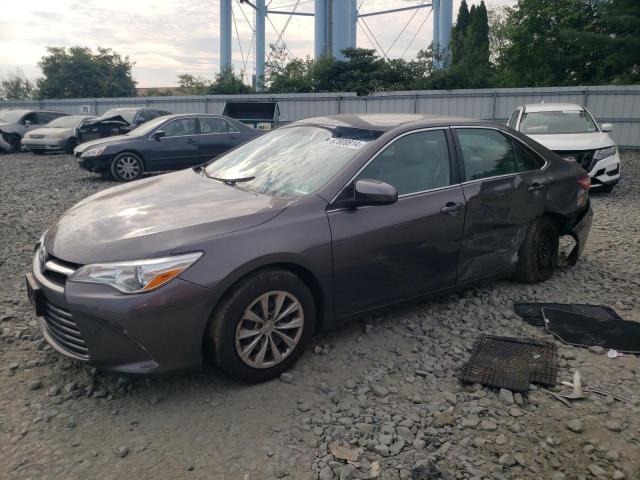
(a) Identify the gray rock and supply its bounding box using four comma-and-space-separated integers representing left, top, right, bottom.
29, 380, 42, 390
115, 446, 129, 458
461, 416, 480, 429
319, 465, 334, 480
498, 454, 516, 466
605, 420, 622, 432
339, 464, 355, 480
498, 388, 514, 405
588, 464, 606, 477
612, 470, 626, 480
279, 372, 294, 384
371, 384, 389, 397
566, 419, 583, 433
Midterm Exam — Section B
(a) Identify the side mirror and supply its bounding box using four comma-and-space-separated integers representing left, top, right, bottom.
151, 130, 166, 140
24, 120, 32, 127
353, 179, 398, 207
600, 123, 613, 132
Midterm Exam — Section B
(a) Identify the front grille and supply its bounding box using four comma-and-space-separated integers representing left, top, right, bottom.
41, 251, 79, 286
29, 134, 45, 139
555, 150, 596, 171
42, 301, 89, 359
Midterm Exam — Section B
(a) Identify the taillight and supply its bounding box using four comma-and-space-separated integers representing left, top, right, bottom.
577, 175, 591, 190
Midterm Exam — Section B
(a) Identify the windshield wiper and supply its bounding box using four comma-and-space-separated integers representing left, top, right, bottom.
205, 172, 255, 186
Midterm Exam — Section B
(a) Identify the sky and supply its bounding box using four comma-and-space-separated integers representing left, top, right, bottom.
0, 0, 516, 88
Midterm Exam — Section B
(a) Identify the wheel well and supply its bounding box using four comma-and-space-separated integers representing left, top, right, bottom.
201, 262, 326, 363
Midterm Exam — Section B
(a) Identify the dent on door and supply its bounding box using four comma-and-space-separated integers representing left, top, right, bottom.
457, 176, 530, 283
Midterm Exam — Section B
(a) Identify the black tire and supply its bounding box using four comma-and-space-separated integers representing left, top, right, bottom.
109, 152, 144, 182
64, 138, 77, 155
514, 217, 559, 284
209, 268, 316, 383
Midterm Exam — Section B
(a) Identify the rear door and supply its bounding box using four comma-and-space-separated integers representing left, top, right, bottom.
145, 117, 200, 170
197, 117, 244, 163
453, 127, 547, 283
328, 128, 466, 316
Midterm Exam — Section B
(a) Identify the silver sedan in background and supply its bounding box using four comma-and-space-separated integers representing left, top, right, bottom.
22, 115, 96, 154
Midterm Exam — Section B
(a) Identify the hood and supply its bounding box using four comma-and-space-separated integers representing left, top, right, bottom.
75, 134, 132, 152
45, 169, 293, 264
526, 132, 615, 152
26, 127, 74, 137
85, 115, 131, 127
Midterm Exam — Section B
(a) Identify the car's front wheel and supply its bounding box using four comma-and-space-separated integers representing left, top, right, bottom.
514, 217, 559, 283
110, 152, 144, 182
64, 138, 77, 155
209, 269, 315, 383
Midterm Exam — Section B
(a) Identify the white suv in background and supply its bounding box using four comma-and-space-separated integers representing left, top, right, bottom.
507, 103, 620, 192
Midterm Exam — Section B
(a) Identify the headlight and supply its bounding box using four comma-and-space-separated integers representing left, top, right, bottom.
81, 145, 107, 158
69, 252, 203, 294
593, 145, 617, 161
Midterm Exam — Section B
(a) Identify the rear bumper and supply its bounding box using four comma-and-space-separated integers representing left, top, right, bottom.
567, 202, 593, 266
29, 249, 216, 375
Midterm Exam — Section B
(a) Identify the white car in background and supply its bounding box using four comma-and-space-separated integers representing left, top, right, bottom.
507, 103, 620, 192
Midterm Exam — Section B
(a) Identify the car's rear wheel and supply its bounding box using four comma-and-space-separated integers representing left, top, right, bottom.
209, 269, 315, 383
110, 152, 144, 182
64, 138, 77, 154
514, 217, 559, 283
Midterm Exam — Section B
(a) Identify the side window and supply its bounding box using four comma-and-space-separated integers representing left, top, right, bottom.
23, 112, 40, 124
136, 110, 152, 123
507, 110, 519, 129
162, 118, 198, 137
199, 117, 231, 134
457, 129, 516, 181
357, 129, 451, 196
513, 141, 544, 172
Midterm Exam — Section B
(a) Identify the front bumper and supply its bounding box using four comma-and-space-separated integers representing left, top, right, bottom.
587, 152, 620, 188
22, 137, 67, 151
29, 250, 216, 374
566, 201, 593, 266
76, 154, 112, 173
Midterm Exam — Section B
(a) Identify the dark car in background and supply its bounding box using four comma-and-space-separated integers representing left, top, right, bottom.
28, 114, 592, 382
0, 109, 68, 152
78, 107, 171, 142
22, 115, 96, 154
74, 114, 261, 181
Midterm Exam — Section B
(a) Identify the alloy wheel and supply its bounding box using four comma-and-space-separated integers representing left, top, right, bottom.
115, 155, 141, 180
235, 291, 305, 369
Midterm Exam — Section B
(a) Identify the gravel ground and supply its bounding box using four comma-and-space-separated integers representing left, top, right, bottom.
1, 151, 639, 480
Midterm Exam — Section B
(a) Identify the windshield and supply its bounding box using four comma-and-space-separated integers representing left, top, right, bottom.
520, 110, 598, 135
100, 108, 138, 124
204, 125, 381, 198
46, 116, 83, 128
0, 110, 25, 123
126, 116, 169, 136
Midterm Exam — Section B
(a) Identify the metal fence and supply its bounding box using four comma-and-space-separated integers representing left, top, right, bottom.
2, 85, 639, 147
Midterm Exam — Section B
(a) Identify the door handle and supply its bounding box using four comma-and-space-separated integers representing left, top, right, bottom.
527, 183, 545, 193
186, 138, 198, 144
440, 202, 464, 215
228, 134, 239, 140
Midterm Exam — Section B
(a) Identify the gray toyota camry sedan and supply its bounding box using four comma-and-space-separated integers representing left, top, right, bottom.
26, 114, 593, 382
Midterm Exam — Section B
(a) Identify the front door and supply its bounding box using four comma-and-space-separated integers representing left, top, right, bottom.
328, 128, 466, 316
147, 117, 200, 170
453, 127, 547, 283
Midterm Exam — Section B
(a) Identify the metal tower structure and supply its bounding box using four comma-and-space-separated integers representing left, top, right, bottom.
222, 1, 453, 91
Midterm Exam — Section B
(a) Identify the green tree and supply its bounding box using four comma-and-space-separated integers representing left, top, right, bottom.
0, 68, 36, 99
177, 73, 212, 95
37, 47, 136, 98
496, 0, 603, 86
210, 69, 253, 94
450, 0, 470, 65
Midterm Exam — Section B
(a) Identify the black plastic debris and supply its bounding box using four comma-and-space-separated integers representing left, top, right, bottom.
459, 335, 557, 392
514, 303, 623, 327
542, 308, 640, 354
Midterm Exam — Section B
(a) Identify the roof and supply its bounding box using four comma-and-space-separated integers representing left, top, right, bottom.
523, 102, 585, 113
294, 113, 479, 132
